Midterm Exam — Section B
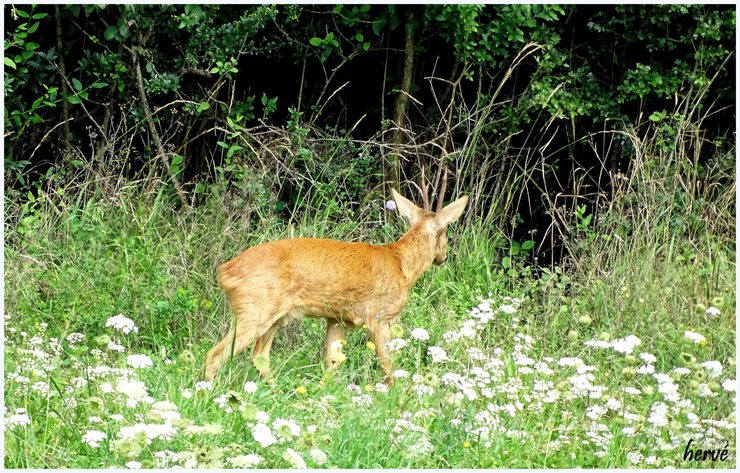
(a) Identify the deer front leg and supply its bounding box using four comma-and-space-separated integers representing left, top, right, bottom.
325, 319, 347, 370
368, 318, 394, 385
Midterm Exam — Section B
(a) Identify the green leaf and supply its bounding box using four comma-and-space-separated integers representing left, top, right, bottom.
184, 4, 203, 17
27, 22, 40, 34
16, 10, 30, 18
67, 95, 81, 104
71, 78, 83, 91
4, 57, 16, 69
522, 240, 535, 251
309, 37, 322, 47
502, 256, 511, 269
226, 145, 243, 158
360, 4, 371, 13
31, 13, 48, 20
507, 268, 519, 278
372, 18, 386, 36
91, 81, 108, 89
104, 26, 118, 41
363, 41, 370, 51
196, 101, 210, 113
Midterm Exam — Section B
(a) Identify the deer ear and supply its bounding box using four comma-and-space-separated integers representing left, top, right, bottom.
436, 195, 468, 227
392, 189, 423, 225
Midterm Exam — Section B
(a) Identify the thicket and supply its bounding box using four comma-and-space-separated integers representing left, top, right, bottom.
5, 5, 735, 248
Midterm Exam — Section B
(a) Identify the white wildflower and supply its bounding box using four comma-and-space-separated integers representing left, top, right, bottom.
107, 341, 125, 352
125, 461, 142, 469
639, 352, 657, 364
706, 306, 721, 317
586, 404, 608, 420
611, 335, 641, 354
252, 423, 278, 448
116, 379, 150, 407
498, 304, 517, 314
410, 328, 430, 341
647, 402, 669, 428
310, 448, 328, 465
119, 422, 176, 443
627, 451, 644, 464
701, 360, 723, 379
214, 394, 234, 413
152, 400, 178, 412
393, 369, 409, 378
66, 333, 85, 344
427, 346, 448, 363
228, 454, 262, 468
284, 448, 307, 469
105, 314, 139, 334
126, 354, 153, 369
683, 330, 706, 344
255, 410, 270, 424
272, 418, 301, 442
5, 412, 31, 429
387, 338, 408, 351
81, 429, 107, 448
243, 381, 258, 394
721, 379, 736, 392
194, 380, 213, 391
352, 394, 373, 407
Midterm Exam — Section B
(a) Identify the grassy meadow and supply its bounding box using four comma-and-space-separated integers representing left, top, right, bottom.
3, 127, 736, 468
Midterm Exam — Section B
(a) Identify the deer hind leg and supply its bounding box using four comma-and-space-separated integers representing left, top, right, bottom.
204, 290, 284, 380
251, 323, 279, 381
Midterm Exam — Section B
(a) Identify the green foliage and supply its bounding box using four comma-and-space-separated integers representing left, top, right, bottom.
4, 5, 54, 172
428, 4, 565, 70
530, 5, 735, 121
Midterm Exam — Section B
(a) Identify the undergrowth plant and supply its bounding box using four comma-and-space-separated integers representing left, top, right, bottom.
3, 111, 736, 468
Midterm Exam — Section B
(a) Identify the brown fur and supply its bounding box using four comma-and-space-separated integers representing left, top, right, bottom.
204, 189, 468, 384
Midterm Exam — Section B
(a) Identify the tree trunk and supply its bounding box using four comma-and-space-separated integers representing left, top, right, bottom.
387, 26, 415, 195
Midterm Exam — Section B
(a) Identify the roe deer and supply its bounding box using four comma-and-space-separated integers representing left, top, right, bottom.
204, 189, 468, 384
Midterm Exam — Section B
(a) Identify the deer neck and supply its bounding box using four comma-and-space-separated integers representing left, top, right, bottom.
387, 225, 436, 286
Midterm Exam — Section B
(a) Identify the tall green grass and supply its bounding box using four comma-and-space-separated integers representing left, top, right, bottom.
3, 118, 735, 468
